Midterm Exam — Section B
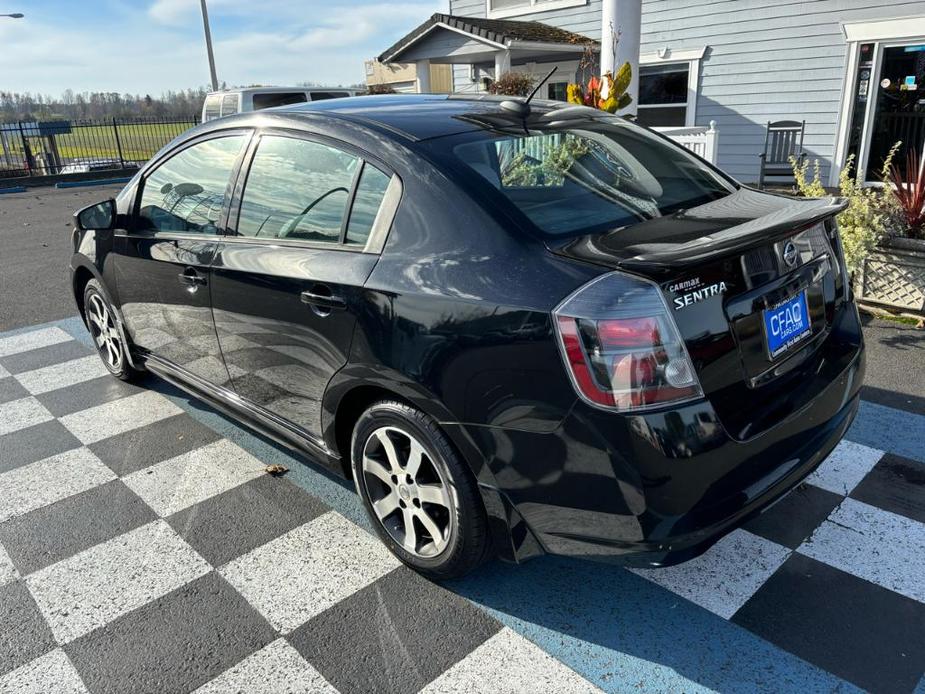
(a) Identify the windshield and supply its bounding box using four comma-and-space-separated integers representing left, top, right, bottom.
448, 120, 736, 237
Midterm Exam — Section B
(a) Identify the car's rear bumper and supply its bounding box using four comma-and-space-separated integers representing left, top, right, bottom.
455, 317, 865, 566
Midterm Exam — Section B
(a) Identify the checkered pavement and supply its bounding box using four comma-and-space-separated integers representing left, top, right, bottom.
1, 320, 924, 693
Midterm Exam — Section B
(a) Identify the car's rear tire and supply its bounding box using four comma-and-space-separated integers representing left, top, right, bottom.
83, 279, 141, 382
351, 400, 491, 580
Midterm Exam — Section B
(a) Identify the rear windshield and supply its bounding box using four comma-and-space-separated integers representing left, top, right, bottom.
252, 92, 309, 110
448, 120, 735, 237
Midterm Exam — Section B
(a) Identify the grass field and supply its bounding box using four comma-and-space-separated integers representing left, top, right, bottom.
2, 119, 197, 169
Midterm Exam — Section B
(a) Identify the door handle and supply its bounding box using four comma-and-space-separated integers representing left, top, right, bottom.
301, 289, 346, 311
178, 268, 207, 287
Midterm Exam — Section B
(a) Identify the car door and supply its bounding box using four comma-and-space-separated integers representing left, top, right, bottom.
209, 130, 400, 440
112, 131, 250, 386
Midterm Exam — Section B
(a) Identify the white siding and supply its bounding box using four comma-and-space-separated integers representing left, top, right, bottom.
448, 0, 925, 182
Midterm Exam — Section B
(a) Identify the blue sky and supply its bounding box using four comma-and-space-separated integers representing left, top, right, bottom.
0, 0, 446, 95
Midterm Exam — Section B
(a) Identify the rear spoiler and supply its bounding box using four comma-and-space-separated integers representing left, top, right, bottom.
619, 196, 847, 271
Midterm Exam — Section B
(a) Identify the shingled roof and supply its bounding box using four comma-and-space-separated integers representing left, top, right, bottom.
379, 13, 597, 63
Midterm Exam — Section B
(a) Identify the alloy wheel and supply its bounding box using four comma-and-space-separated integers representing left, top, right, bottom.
87, 293, 123, 371
361, 426, 454, 558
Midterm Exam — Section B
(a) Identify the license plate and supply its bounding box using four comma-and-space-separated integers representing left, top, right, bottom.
763, 291, 811, 358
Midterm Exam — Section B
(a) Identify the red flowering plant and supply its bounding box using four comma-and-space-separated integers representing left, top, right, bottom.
888, 148, 925, 240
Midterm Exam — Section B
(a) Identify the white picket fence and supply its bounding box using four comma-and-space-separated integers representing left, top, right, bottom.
656, 120, 720, 165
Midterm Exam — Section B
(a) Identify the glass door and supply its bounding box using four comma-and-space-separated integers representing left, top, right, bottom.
865, 44, 925, 181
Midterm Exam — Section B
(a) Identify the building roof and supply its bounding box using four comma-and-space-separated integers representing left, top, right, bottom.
379, 12, 596, 63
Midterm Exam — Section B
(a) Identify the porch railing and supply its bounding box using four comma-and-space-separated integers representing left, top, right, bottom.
655, 121, 719, 165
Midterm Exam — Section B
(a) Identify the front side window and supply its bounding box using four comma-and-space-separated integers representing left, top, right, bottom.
451, 121, 734, 237
136, 135, 246, 234
203, 95, 221, 121
637, 64, 689, 128
236, 136, 358, 242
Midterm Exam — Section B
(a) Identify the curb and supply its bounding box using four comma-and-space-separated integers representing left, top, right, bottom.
0, 186, 27, 194
54, 177, 133, 189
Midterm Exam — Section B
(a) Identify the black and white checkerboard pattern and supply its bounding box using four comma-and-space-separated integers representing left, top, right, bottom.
1, 324, 924, 693
0, 327, 599, 694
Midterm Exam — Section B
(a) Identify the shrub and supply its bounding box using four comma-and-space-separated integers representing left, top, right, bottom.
791, 144, 901, 274
486, 72, 535, 97
365, 84, 397, 95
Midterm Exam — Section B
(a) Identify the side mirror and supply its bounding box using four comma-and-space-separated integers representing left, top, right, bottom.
74, 199, 116, 231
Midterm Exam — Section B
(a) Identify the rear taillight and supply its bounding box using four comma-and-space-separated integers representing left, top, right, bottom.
553, 271, 703, 412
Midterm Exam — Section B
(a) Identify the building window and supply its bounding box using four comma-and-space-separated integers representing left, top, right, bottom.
487, 0, 586, 20
547, 82, 568, 102
636, 64, 689, 128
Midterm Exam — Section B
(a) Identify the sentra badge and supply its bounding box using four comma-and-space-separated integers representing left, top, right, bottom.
669, 277, 728, 310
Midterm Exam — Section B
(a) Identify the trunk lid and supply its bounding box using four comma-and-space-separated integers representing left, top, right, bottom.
549, 187, 853, 440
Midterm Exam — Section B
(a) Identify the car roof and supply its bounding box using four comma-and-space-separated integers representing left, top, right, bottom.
264, 93, 590, 142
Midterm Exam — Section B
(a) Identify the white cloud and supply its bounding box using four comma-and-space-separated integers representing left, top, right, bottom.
1, 0, 447, 95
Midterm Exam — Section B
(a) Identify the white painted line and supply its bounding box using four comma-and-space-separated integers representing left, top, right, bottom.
0, 447, 116, 523
420, 627, 604, 694
15, 355, 109, 395
220, 512, 400, 634
60, 390, 182, 444
631, 529, 792, 620
0, 327, 72, 358
806, 440, 884, 496
26, 520, 210, 644
123, 439, 265, 517
0, 649, 89, 694
0, 542, 18, 587
0, 362, 10, 379
799, 497, 925, 604
0, 396, 53, 436
193, 639, 338, 694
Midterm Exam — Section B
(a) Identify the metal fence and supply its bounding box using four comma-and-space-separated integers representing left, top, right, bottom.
0, 116, 199, 179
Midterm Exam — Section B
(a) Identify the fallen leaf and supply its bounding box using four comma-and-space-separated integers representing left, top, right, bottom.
264, 464, 288, 476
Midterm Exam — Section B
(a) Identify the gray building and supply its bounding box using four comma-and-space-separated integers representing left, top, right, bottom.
379, 3, 925, 185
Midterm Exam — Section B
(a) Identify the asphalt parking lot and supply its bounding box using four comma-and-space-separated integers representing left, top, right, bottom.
1, 185, 924, 693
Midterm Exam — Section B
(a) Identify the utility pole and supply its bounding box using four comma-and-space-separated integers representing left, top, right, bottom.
199, 0, 219, 91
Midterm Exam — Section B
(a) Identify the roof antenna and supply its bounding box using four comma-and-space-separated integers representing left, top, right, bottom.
500, 66, 558, 119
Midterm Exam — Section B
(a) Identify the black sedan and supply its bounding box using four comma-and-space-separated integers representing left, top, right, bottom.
70, 94, 864, 579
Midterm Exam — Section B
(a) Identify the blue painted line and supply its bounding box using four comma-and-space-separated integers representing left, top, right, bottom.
448, 557, 859, 693
0, 186, 26, 194
847, 400, 925, 464
54, 177, 132, 189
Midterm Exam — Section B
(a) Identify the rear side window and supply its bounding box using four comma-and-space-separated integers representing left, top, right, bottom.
236, 136, 357, 242
346, 164, 390, 245
221, 94, 239, 116
251, 92, 308, 110
308, 91, 349, 101
203, 95, 221, 121
136, 135, 246, 234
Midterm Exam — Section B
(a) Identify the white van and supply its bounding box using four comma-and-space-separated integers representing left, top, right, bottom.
201, 86, 366, 122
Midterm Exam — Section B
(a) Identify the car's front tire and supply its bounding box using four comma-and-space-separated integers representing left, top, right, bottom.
351, 400, 491, 580
83, 279, 141, 382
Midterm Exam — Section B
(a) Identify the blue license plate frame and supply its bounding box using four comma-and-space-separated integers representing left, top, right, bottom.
763, 290, 811, 359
